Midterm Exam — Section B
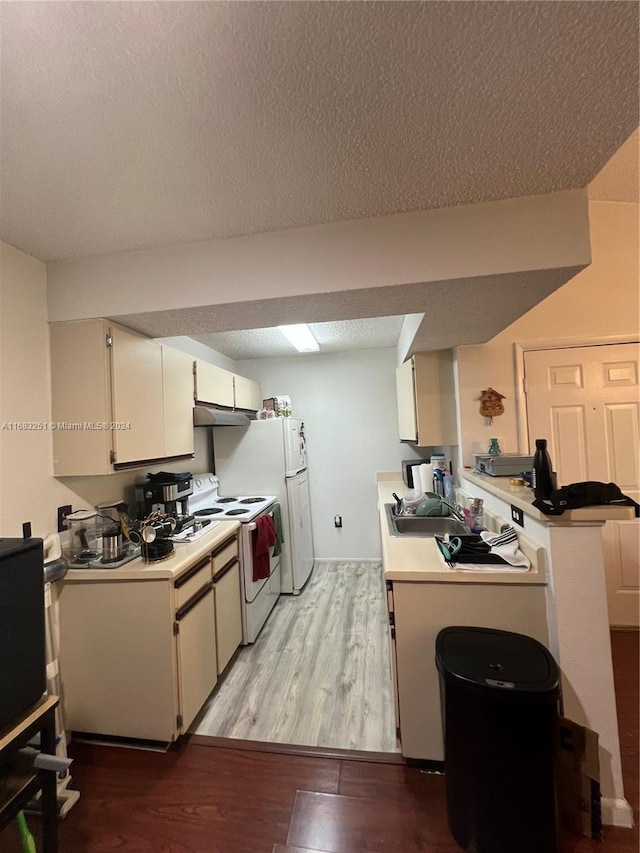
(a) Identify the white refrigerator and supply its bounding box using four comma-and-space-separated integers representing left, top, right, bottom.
213, 418, 315, 594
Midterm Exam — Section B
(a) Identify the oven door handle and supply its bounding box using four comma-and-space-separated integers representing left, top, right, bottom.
247, 510, 273, 533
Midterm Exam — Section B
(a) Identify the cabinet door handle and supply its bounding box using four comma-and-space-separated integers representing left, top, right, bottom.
212, 557, 239, 584
211, 536, 238, 558
175, 581, 213, 620
174, 556, 211, 588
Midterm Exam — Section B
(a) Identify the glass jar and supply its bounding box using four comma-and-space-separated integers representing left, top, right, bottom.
468, 497, 484, 533
65, 509, 102, 564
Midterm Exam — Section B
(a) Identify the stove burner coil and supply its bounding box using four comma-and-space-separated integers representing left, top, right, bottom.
194, 508, 223, 516
239, 497, 266, 504
225, 508, 249, 515
216, 497, 237, 504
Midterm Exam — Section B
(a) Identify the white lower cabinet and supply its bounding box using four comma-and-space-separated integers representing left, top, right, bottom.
175, 583, 217, 732
387, 580, 548, 763
59, 579, 180, 741
58, 551, 226, 742
213, 559, 243, 674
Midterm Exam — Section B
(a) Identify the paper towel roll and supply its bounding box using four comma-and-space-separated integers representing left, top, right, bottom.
419, 463, 433, 493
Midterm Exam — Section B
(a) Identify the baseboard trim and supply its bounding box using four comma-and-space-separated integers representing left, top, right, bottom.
186, 734, 404, 765
313, 558, 381, 565
601, 796, 634, 828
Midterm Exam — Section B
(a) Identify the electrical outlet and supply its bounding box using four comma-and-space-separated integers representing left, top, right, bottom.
334, 515, 342, 528
510, 504, 524, 528
57, 504, 72, 533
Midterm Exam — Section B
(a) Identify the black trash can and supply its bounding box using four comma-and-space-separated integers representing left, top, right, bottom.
436, 626, 560, 853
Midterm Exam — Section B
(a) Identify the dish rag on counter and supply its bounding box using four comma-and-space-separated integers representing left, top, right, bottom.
252, 515, 276, 581
435, 526, 531, 572
271, 503, 284, 557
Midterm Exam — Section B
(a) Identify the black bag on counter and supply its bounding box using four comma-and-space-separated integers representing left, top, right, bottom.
533, 481, 640, 517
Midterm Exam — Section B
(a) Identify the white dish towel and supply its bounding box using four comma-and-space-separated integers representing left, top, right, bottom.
477, 526, 530, 569
443, 526, 531, 572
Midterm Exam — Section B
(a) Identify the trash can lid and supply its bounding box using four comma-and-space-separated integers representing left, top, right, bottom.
435, 626, 559, 693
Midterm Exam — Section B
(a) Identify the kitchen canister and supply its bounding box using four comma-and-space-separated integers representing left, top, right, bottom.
430, 453, 447, 471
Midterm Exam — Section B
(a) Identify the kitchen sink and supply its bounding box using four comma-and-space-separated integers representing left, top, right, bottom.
385, 504, 470, 538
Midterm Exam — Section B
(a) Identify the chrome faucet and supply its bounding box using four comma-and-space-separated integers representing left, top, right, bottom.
439, 499, 467, 524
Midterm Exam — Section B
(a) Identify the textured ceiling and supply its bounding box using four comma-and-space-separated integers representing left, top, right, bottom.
1, 1, 638, 262
191, 316, 405, 360
114, 266, 583, 357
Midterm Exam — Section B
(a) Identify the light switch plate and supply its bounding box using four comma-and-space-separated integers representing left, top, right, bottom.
511, 504, 524, 528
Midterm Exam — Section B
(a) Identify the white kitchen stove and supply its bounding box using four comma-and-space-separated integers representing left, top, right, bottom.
189, 473, 276, 522
190, 473, 281, 645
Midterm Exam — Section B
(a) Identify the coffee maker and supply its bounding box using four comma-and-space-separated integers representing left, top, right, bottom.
135, 472, 193, 519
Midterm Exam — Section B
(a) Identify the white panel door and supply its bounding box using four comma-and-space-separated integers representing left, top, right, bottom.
524, 343, 640, 626
286, 471, 314, 592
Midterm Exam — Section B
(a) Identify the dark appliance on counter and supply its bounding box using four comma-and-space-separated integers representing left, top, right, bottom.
0, 537, 46, 730
402, 459, 424, 489
135, 472, 193, 518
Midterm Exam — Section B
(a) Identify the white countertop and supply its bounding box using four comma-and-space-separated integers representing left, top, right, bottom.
62, 520, 241, 581
377, 473, 546, 584
460, 470, 636, 524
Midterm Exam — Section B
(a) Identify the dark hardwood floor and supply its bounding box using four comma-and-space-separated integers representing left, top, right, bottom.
3, 631, 637, 852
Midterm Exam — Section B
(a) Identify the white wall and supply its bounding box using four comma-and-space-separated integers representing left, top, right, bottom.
236, 348, 408, 560
0, 241, 86, 537
0, 240, 212, 539
456, 201, 640, 465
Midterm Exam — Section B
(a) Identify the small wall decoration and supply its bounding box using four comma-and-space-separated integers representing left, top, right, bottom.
478, 387, 505, 424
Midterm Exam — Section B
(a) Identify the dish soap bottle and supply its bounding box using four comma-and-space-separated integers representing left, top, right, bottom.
443, 470, 454, 503
532, 438, 554, 500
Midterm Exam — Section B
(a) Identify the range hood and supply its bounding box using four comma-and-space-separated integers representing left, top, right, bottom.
193, 404, 252, 427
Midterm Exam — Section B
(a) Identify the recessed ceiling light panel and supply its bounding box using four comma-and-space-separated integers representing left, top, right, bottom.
277, 324, 319, 352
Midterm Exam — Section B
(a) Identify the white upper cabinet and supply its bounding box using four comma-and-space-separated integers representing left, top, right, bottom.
194, 360, 235, 407
396, 358, 417, 442
161, 347, 195, 458
110, 325, 165, 464
233, 375, 262, 411
194, 360, 261, 411
396, 351, 456, 446
50, 320, 195, 475
51, 319, 114, 475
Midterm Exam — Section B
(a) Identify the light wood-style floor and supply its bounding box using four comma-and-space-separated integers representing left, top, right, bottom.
192, 561, 400, 752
